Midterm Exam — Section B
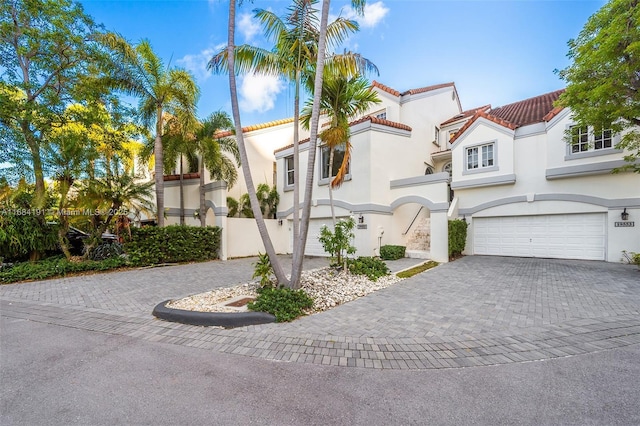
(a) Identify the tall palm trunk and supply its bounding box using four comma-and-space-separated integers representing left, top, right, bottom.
292, 70, 301, 257
328, 147, 336, 224
199, 157, 206, 227
155, 105, 165, 227
291, 0, 331, 289
227, 0, 288, 285
179, 154, 185, 225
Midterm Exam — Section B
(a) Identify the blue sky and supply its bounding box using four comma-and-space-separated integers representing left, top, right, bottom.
79, 0, 606, 126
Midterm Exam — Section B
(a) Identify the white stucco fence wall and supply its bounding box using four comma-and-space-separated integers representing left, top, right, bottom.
225, 218, 290, 258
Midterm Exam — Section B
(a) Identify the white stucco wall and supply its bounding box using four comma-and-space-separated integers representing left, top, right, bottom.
451, 112, 640, 262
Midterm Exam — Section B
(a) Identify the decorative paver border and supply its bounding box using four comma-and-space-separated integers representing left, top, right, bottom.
3, 298, 639, 370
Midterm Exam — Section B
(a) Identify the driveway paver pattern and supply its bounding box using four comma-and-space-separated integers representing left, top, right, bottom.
2, 255, 639, 369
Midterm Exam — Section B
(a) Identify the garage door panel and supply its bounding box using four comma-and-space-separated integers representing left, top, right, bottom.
474, 213, 605, 261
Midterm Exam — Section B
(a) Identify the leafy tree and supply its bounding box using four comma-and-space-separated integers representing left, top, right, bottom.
217, 0, 370, 288
0, 0, 105, 207
556, 0, 640, 172
100, 35, 200, 226
301, 75, 380, 223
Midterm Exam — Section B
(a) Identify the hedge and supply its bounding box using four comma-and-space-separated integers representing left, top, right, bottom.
123, 225, 221, 266
379, 245, 406, 260
448, 219, 468, 258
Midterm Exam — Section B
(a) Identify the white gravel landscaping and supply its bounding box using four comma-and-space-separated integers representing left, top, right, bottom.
166, 267, 405, 315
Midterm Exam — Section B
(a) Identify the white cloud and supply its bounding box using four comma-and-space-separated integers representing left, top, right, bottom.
239, 74, 284, 113
238, 13, 261, 42
177, 48, 215, 82
342, 1, 389, 29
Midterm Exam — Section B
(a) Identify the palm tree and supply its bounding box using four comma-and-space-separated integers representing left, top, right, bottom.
301, 75, 380, 223
216, 0, 373, 288
100, 35, 200, 227
195, 111, 239, 227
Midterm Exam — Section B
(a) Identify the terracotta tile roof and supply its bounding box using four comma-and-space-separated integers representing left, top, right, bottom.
440, 105, 491, 126
215, 117, 294, 138
371, 80, 401, 97
449, 89, 565, 145
351, 115, 412, 131
163, 172, 200, 181
274, 116, 412, 154
449, 111, 517, 145
403, 82, 455, 96
371, 80, 457, 98
489, 89, 565, 127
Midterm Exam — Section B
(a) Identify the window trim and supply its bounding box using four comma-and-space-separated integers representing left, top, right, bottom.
284, 155, 294, 192
564, 124, 621, 161
318, 144, 351, 186
462, 140, 499, 175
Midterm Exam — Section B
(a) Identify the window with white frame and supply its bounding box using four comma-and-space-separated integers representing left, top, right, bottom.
434, 126, 440, 146
285, 155, 294, 186
466, 142, 494, 170
375, 111, 387, 120
570, 125, 614, 153
320, 145, 349, 180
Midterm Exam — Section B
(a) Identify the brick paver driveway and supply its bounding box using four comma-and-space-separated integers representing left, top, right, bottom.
1, 256, 639, 369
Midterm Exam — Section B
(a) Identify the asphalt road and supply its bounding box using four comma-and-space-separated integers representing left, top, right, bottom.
2, 314, 639, 426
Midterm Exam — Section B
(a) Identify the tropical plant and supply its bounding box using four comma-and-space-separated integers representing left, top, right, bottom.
346, 256, 389, 281
248, 286, 314, 322
556, 0, 640, 172
215, 0, 371, 289
100, 35, 200, 226
252, 252, 275, 287
195, 111, 239, 226
301, 74, 380, 223
318, 216, 356, 270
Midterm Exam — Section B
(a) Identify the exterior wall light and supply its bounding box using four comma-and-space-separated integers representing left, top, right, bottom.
621, 208, 629, 221
193, 210, 200, 219
358, 214, 364, 224
278, 219, 283, 226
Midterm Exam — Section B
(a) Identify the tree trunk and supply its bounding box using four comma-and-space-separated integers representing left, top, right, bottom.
179, 154, 185, 225
292, 70, 301, 261
226, 0, 288, 285
57, 177, 73, 260
291, 0, 331, 289
328, 147, 336, 225
199, 157, 206, 227
21, 121, 46, 209
155, 106, 165, 227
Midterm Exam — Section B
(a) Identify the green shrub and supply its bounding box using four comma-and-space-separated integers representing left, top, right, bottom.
448, 219, 469, 258
396, 261, 439, 278
380, 245, 406, 260
347, 256, 390, 281
123, 225, 221, 266
89, 242, 124, 261
252, 252, 274, 287
318, 217, 356, 269
0, 256, 127, 284
248, 286, 314, 322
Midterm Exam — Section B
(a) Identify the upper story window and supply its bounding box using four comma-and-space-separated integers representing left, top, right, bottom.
462, 141, 498, 175
443, 162, 452, 177
285, 155, 294, 186
566, 125, 619, 161
434, 126, 440, 146
467, 143, 494, 169
320, 145, 349, 181
448, 129, 458, 141
376, 111, 387, 120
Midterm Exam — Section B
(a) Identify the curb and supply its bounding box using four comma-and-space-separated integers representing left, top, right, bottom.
152, 300, 276, 328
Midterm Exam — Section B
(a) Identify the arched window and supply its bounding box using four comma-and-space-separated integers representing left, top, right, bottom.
443, 162, 452, 177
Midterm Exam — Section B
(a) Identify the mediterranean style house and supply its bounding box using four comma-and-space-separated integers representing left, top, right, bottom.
164, 81, 640, 263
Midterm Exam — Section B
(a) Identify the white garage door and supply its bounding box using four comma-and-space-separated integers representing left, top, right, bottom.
290, 219, 329, 257
474, 213, 606, 260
